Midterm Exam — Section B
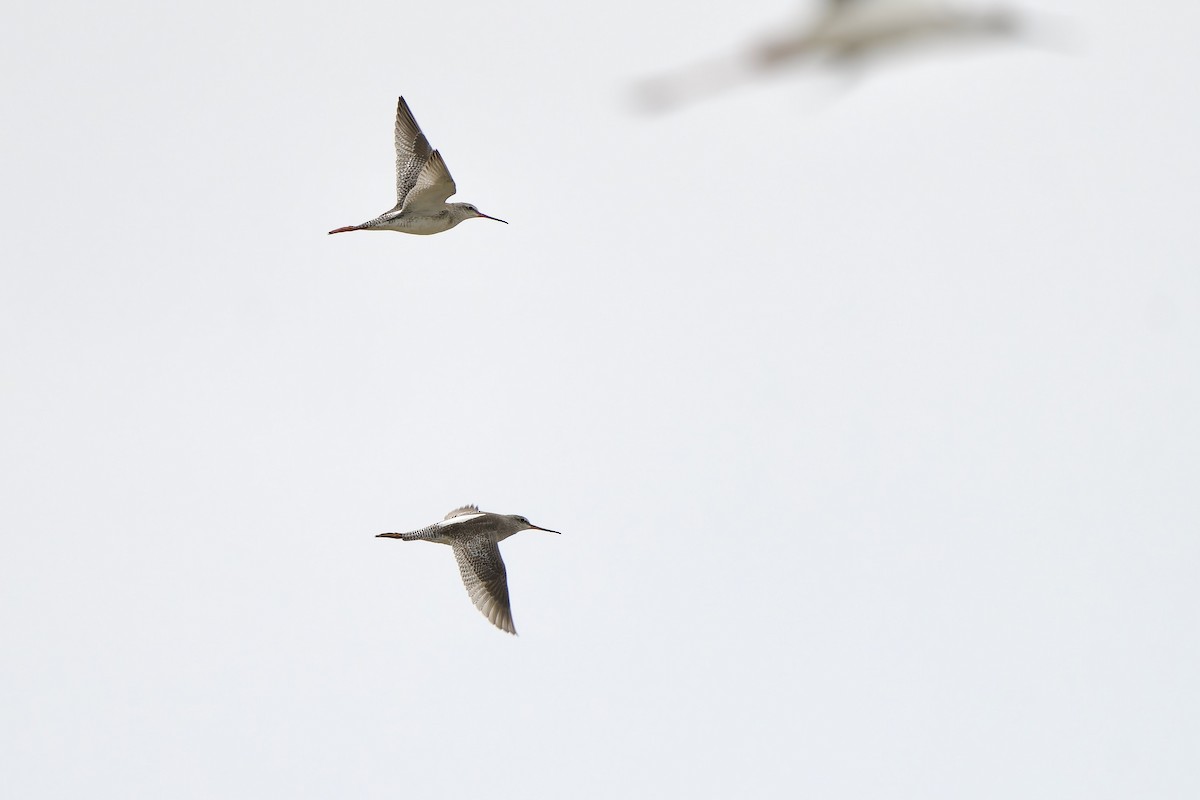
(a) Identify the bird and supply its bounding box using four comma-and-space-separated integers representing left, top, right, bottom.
754, 0, 1021, 69
328, 97, 507, 235
376, 505, 559, 634
634, 0, 1024, 112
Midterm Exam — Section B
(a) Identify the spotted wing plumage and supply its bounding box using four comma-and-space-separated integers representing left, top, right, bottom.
394, 96, 434, 209
400, 150, 457, 214
452, 535, 516, 635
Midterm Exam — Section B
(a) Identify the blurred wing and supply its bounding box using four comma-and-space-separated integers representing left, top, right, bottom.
400, 150, 457, 213
452, 537, 516, 634
823, 0, 873, 17
394, 97, 434, 207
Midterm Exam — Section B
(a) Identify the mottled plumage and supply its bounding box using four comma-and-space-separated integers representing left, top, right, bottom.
376, 505, 559, 634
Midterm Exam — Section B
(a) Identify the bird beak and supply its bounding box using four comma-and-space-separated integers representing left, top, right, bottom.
478, 212, 508, 224
531, 525, 561, 535
376, 532, 404, 538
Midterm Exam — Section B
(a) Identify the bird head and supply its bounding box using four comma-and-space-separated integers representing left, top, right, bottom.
452, 203, 508, 225
509, 514, 560, 535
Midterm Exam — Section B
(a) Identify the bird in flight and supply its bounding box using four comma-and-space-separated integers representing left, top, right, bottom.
635, 0, 1025, 112
329, 97, 507, 235
377, 505, 559, 634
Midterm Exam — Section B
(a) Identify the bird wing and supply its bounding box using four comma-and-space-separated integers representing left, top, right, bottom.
445, 504, 480, 519
452, 536, 516, 634
821, 0, 879, 18
394, 96, 434, 207
400, 150, 458, 213
437, 503, 485, 529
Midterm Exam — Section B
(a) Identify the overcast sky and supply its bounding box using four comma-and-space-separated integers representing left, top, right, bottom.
2, 1, 1198, 797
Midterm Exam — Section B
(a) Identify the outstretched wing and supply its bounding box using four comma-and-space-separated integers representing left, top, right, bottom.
400, 150, 458, 213
394, 97, 434, 207
451, 536, 516, 635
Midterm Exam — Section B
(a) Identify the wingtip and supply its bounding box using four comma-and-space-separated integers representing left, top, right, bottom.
491, 611, 518, 636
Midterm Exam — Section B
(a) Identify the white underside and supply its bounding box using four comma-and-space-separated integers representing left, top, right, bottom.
369, 210, 461, 235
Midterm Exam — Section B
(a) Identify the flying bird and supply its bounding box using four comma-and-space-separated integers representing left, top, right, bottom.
635, 0, 1025, 112
329, 97, 507, 235
377, 505, 559, 634
755, 0, 1021, 68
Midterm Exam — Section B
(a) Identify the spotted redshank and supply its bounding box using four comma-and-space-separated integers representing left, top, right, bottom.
376, 505, 559, 635
329, 97, 507, 236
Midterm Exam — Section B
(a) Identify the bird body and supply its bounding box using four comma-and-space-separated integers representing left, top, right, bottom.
329, 97, 506, 236
377, 505, 558, 635
333, 203, 494, 236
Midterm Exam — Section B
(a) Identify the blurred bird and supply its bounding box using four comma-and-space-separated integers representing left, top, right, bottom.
329, 97, 507, 235
756, 0, 1020, 68
635, 0, 1026, 112
377, 505, 559, 635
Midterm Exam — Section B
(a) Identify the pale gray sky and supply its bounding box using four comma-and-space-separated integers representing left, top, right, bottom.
2, 1, 1198, 797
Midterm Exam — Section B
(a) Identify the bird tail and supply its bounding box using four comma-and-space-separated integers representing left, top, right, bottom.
376, 526, 442, 541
